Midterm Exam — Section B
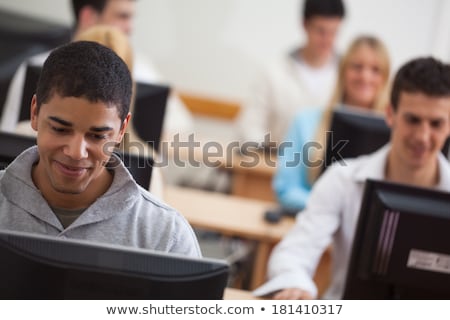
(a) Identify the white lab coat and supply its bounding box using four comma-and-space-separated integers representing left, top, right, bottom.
253, 145, 450, 299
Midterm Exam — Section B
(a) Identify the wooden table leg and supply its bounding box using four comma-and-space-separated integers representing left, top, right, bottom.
249, 242, 273, 290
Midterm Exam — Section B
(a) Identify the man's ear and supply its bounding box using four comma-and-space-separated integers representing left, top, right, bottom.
118, 112, 131, 142
446, 116, 450, 138
303, 20, 309, 31
30, 95, 39, 132
385, 103, 395, 129
78, 5, 100, 30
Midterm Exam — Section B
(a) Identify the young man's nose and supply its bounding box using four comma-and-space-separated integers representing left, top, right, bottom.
414, 122, 432, 143
63, 136, 89, 160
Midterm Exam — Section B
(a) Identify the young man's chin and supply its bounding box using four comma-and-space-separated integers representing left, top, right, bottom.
406, 155, 433, 170
51, 183, 88, 195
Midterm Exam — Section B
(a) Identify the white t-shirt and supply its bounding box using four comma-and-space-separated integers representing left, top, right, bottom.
294, 56, 337, 102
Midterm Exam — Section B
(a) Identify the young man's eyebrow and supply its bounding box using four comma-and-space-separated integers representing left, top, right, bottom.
48, 116, 72, 126
48, 116, 113, 132
90, 126, 114, 132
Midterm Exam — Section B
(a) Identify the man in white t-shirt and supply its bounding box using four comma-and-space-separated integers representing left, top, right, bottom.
1, 0, 193, 139
237, 0, 345, 145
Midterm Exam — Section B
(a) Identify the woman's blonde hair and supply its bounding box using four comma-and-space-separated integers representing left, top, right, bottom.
75, 25, 141, 152
74, 24, 133, 73
309, 35, 391, 182
74, 24, 135, 109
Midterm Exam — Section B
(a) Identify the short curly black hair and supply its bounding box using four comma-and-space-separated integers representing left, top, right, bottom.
391, 57, 450, 110
36, 41, 132, 122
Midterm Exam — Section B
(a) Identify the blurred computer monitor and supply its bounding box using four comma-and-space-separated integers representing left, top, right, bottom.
343, 179, 450, 299
0, 131, 36, 169
132, 82, 169, 152
323, 108, 390, 172
19, 64, 41, 122
114, 151, 154, 190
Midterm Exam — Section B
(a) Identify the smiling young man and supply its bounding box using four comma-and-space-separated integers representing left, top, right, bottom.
0, 41, 201, 257
254, 57, 450, 299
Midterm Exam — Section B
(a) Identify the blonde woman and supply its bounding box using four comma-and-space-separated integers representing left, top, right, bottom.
273, 35, 391, 211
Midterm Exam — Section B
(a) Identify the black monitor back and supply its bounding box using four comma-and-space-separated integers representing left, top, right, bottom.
343, 179, 450, 299
0, 132, 36, 170
0, 9, 70, 115
323, 108, 390, 171
19, 65, 41, 122
114, 151, 154, 190
132, 83, 169, 152
0, 229, 229, 299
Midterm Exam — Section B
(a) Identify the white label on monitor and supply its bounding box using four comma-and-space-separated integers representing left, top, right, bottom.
407, 249, 450, 275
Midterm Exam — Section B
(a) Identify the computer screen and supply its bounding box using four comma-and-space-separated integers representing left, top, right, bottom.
0, 229, 230, 299
0, 132, 36, 169
132, 82, 169, 152
113, 151, 154, 190
343, 179, 450, 299
323, 107, 450, 172
19, 64, 41, 122
323, 107, 391, 171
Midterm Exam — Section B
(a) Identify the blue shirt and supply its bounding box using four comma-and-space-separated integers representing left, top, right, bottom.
273, 108, 322, 210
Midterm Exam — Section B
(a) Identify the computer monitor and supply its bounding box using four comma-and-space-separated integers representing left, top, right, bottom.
132, 82, 169, 152
323, 107, 391, 172
324, 108, 450, 172
19, 64, 41, 122
343, 179, 450, 299
0, 132, 36, 169
114, 151, 154, 190
0, 229, 230, 299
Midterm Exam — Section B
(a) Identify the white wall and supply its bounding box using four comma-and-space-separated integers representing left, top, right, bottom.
0, 0, 449, 102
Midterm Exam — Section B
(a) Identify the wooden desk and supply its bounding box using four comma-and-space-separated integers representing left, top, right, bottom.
220, 151, 277, 202
162, 136, 276, 202
223, 288, 259, 300
165, 185, 293, 289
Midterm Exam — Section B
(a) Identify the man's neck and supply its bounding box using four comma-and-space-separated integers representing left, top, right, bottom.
72, 26, 84, 40
299, 47, 333, 68
386, 151, 440, 188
